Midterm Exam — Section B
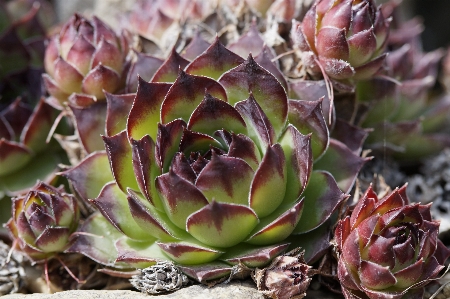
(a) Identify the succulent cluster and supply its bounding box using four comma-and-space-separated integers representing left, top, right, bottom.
1, 0, 450, 297
63, 38, 366, 282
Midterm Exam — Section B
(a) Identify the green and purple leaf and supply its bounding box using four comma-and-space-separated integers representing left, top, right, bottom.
115, 237, 165, 268
195, 153, 254, 205
126, 51, 163, 92
220, 55, 288, 138
246, 199, 304, 245
156, 168, 208, 229
249, 144, 287, 218
294, 171, 347, 234
105, 92, 135, 136
69, 101, 107, 153
0, 139, 32, 176
288, 99, 329, 160
187, 201, 259, 248
185, 37, 244, 80
227, 22, 265, 58
91, 182, 153, 240
279, 125, 312, 204
156, 119, 186, 172
314, 139, 369, 193
235, 94, 276, 153
161, 71, 227, 123
61, 151, 113, 202
151, 48, 189, 83
178, 262, 232, 282
157, 241, 224, 265
103, 130, 139, 193
187, 94, 247, 137
127, 79, 171, 141
221, 243, 289, 268
66, 213, 131, 268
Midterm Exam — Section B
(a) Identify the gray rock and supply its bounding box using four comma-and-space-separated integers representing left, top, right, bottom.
2, 280, 265, 299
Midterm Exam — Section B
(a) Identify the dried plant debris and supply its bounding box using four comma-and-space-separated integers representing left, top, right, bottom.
407, 148, 450, 236
254, 249, 311, 299
130, 261, 190, 294
0, 241, 26, 295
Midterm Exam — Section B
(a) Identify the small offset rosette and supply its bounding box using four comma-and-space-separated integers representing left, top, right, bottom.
6, 182, 80, 262
335, 185, 450, 299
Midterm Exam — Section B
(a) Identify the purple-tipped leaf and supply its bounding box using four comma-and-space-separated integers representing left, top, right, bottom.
151, 48, 189, 83
219, 55, 288, 138
91, 182, 152, 240
105, 93, 135, 136
161, 71, 227, 123
186, 201, 259, 248
62, 151, 113, 202
195, 153, 254, 205
127, 79, 171, 141
158, 241, 224, 265
314, 139, 369, 193
185, 37, 244, 80
294, 171, 346, 233
69, 101, 107, 153
103, 131, 139, 193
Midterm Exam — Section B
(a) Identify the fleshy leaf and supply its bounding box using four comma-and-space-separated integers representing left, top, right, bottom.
81, 64, 121, 100
187, 94, 246, 137
235, 94, 276, 153
161, 71, 227, 123
221, 243, 289, 268
35, 227, 70, 253
62, 151, 113, 201
127, 79, 171, 141
278, 125, 312, 204
288, 99, 329, 160
151, 48, 189, 83
131, 135, 161, 207
186, 201, 259, 248
227, 133, 261, 170
69, 101, 107, 153
249, 144, 287, 218
157, 119, 186, 172
294, 171, 346, 233
105, 93, 135, 136
314, 139, 369, 193
115, 237, 163, 269
103, 131, 139, 193
181, 31, 211, 61
126, 51, 163, 92
219, 55, 288, 139
178, 130, 222, 156
178, 262, 232, 282
66, 213, 130, 268
195, 153, 254, 205
91, 182, 153, 240
158, 241, 224, 265
185, 37, 244, 80
127, 189, 185, 241
360, 260, 397, 290
254, 45, 288, 92
247, 199, 304, 245
156, 169, 208, 229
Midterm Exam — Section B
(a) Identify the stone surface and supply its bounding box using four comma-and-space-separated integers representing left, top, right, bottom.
1, 279, 345, 299
2, 281, 264, 299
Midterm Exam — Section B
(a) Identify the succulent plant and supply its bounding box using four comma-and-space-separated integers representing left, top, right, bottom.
63, 39, 366, 282
291, 0, 390, 84
6, 181, 80, 262
335, 185, 450, 299
43, 13, 130, 108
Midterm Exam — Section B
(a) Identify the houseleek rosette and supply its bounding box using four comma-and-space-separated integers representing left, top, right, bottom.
63, 39, 366, 281
335, 185, 450, 299
6, 182, 80, 262
43, 13, 129, 108
292, 0, 390, 82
